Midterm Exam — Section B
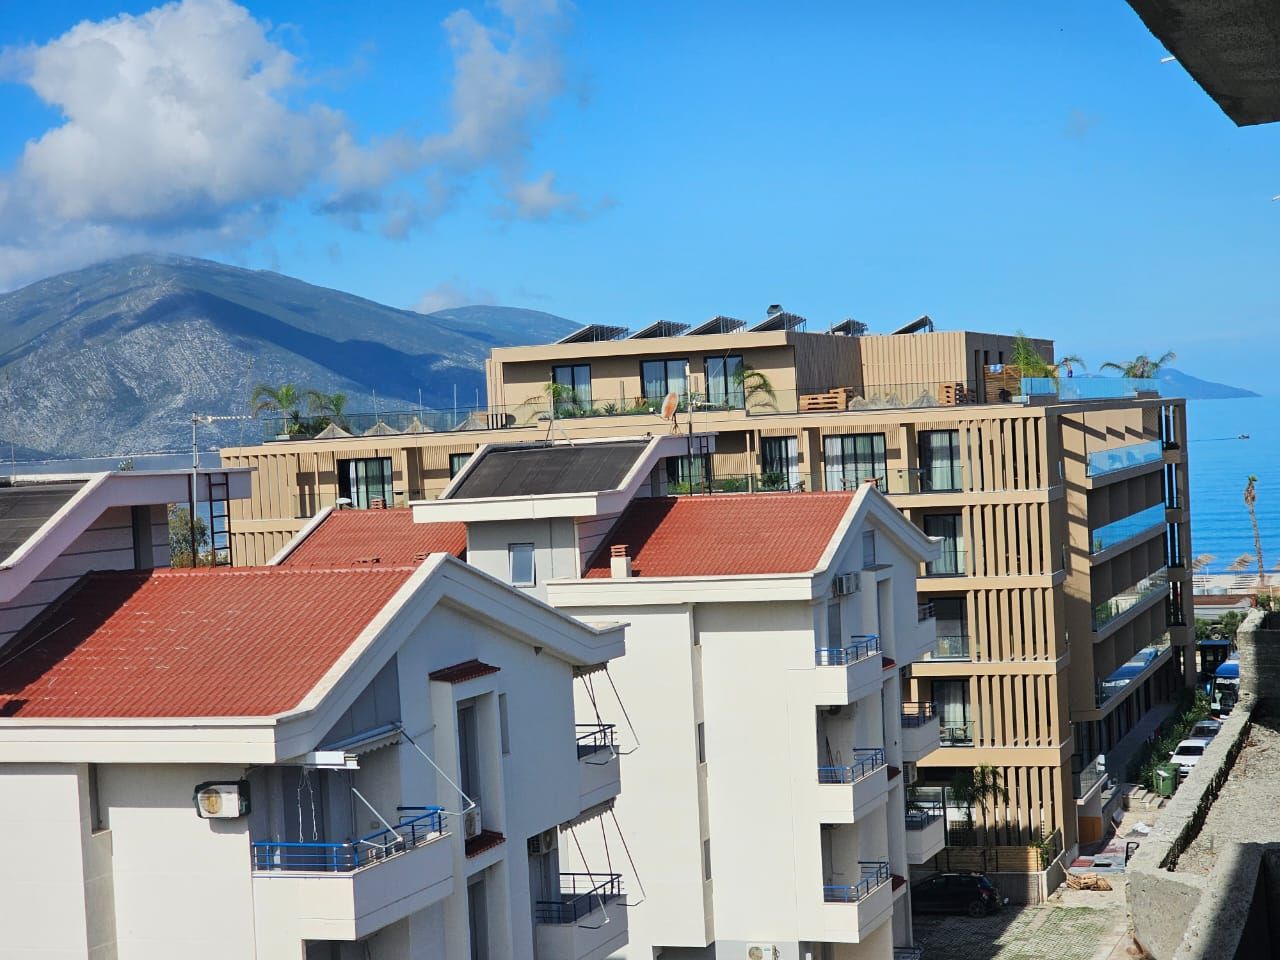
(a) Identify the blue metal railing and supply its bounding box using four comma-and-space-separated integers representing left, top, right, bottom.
818, 748, 886, 784
535, 872, 623, 924
250, 806, 445, 873
905, 802, 944, 830
901, 701, 936, 727
576, 723, 617, 759
815, 634, 881, 667
823, 861, 891, 902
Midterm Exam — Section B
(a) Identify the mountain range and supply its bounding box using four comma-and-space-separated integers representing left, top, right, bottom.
0, 254, 1260, 459
0, 255, 575, 458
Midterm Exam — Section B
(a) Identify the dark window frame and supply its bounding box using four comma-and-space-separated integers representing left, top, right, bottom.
641, 358, 689, 402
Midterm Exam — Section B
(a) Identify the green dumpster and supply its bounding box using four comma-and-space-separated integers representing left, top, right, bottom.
1153, 763, 1177, 798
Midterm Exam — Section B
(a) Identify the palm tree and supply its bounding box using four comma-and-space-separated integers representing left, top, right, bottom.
1245, 475, 1266, 588
734, 364, 777, 411
251, 383, 304, 435
1099, 351, 1176, 379
1011, 332, 1082, 379
949, 764, 1009, 845
305, 389, 350, 429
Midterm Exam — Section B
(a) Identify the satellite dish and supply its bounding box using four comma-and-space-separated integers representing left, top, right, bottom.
660, 391, 679, 434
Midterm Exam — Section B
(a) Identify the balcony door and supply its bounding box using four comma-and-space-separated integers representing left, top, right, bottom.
932, 679, 971, 746
922, 514, 964, 575
337, 457, 394, 509
918, 429, 962, 491
760, 435, 799, 490
823, 433, 887, 491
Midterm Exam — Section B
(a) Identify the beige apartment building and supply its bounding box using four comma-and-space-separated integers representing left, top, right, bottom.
221, 317, 1192, 868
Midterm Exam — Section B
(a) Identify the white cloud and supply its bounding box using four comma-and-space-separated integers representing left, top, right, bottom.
0, 0, 603, 288
413, 280, 497, 315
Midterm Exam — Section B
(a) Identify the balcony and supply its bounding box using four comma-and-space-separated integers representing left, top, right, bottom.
924, 548, 966, 578
534, 873, 628, 960
577, 724, 621, 810
905, 804, 946, 863
1086, 439, 1163, 479
920, 634, 970, 661
882, 466, 966, 495
900, 703, 940, 762
1093, 568, 1169, 631
814, 635, 883, 705
250, 807, 452, 941
816, 748, 889, 822
917, 601, 935, 623
939, 720, 975, 747
1073, 753, 1109, 799
814, 861, 894, 943
1090, 503, 1166, 556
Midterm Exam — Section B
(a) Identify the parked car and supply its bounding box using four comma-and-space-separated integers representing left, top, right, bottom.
1189, 719, 1222, 741
1169, 737, 1213, 776
911, 872, 1009, 917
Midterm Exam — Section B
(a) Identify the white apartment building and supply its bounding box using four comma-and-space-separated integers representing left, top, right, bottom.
0, 476, 627, 960
415, 436, 943, 960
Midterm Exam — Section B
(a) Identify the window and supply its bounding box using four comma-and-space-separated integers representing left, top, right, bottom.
862, 530, 877, 567
508, 543, 535, 585
823, 433, 887, 491
918, 430, 963, 491
551, 364, 591, 412
337, 457, 394, 509
498, 694, 511, 755
449, 453, 472, 478
923, 514, 964, 576
641, 359, 688, 402
705, 355, 744, 409
666, 454, 712, 492
696, 722, 706, 764
826, 601, 842, 647
702, 838, 713, 880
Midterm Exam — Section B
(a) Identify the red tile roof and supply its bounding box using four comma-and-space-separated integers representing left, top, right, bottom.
282, 508, 466, 567
583, 493, 855, 579
0, 566, 414, 718
429, 659, 500, 684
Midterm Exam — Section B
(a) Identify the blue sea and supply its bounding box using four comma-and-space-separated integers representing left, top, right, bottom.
1185, 397, 1278, 573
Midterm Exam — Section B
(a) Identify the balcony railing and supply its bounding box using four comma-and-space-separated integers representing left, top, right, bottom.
818, 748, 886, 784
1073, 753, 1108, 798
905, 802, 945, 830
816, 634, 881, 666
894, 948, 925, 960
823, 861, 891, 902
1021, 377, 1159, 401
1090, 503, 1166, 554
535, 873, 624, 924
1086, 439, 1163, 478
917, 601, 935, 622
1093, 568, 1169, 630
884, 466, 965, 495
251, 806, 445, 872
901, 702, 936, 727
921, 634, 970, 660
576, 723, 617, 760
924, 548, 966, 578
939, 720, 975, 747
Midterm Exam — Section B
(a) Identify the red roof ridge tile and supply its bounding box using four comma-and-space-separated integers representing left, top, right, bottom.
145, 565, 419, 578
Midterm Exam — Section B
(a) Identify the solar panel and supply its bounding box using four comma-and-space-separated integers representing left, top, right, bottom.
685, 315, 745, 336
830, 318, 868, 336
749, 311, 807, 332
557, 324, 629, 344
629, 320, 690, 339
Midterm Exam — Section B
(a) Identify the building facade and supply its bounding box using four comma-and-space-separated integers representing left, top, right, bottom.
412, 437, 943, 959
220, 321, 1193, 870
0, 477, 627, 960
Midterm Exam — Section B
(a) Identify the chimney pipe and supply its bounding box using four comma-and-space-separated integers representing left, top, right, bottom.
610, 544, 633, 579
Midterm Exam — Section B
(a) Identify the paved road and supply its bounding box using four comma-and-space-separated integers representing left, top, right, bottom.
914, 899, 1129, 960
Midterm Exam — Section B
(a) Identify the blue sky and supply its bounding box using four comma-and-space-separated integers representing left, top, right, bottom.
1, 1, 1278, 390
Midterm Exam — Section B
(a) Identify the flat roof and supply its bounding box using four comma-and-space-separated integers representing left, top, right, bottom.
448, 439, 651, 499
0, 481, 87, 565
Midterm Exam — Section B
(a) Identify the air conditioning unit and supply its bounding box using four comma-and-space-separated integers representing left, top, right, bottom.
192, 780, 250, 819
463, 804, 483, 840
903, 761, 918, 785
746, 946, 779, 960
833, 572, 858, 596
527, 828, 557, 857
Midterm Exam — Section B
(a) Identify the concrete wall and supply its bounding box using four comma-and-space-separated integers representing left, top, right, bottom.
465, 517, 580, 602
1237, 611, 1280, 704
